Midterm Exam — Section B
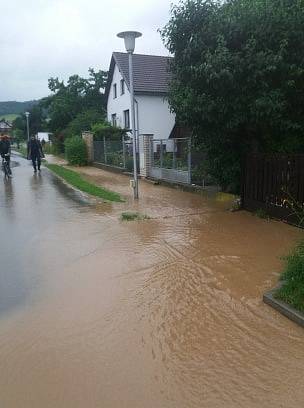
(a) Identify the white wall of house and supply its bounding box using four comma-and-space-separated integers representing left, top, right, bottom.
107, 64, 131, 128
136, 95, 175, 140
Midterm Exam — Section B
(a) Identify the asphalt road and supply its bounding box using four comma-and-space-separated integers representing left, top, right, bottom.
0, 153, 86, 315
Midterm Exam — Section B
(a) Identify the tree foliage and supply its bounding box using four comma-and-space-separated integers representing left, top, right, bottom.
162, 0, 304, 191
64, 109, 106, 138
44, 68, 108, 134
92, 122, 127, 141
12, 104, 48, 138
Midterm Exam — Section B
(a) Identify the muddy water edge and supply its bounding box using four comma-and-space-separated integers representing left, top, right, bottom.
0, 158, 303, 408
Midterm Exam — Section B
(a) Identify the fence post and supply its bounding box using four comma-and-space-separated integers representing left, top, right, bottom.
140, 134, 153, 177
122, 134, 126, 169
240, 154, 246, 209
103, 136, 107, 164
188, 137, 192, 184
160, 140, 163, 177
173, 139, 176, 169
82, 131, 94, 163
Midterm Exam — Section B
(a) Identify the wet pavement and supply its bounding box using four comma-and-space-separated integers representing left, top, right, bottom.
0, 154, 303, 408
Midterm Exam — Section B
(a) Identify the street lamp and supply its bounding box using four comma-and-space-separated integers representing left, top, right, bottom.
25, 111, 30, 142
117, 31, 142, 199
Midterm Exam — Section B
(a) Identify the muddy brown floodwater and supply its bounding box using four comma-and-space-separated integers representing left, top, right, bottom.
0, 156, 303, 408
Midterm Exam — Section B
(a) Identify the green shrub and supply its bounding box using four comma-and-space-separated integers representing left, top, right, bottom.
255, 208, 269, 219
107, 151, 124, 167
42, 143, 57, 155
275, 241, 304, 312
64, 136, 87, 166
92, 122, 126, 141
125, 157, 133, 172
65, 109, 105, 137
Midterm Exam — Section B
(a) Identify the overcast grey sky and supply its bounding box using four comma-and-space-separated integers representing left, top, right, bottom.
0, 0, 178, 102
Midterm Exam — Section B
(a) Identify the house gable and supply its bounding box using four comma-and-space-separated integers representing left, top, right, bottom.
0, 119, 12, 133
106, 63, 131, 128
105, 52, 172, 103
105, 52, 175, 140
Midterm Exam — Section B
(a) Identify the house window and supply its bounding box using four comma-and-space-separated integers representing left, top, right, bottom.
123, 109, 130, 129
111, 113, 117, 127
120, 79, 125, 95
113, 83, 117, 99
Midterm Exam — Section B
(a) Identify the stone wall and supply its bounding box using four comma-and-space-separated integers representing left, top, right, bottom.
141, 134, 153, 178
82, 131, 94, 163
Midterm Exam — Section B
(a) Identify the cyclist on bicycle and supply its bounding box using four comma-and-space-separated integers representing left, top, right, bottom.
0, 134, 12, 175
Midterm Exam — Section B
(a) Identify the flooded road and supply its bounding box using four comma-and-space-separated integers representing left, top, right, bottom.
0, 155, 303, 407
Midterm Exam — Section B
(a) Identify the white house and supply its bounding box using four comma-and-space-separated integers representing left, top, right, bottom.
37, 132, 52, 142
105, 52, 176, 142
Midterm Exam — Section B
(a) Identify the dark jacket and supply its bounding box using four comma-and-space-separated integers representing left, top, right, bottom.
27, 139, 45, 160
0, 139, 11, 157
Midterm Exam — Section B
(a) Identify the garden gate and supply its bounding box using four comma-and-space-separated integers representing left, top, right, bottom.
149, 138, 191, 184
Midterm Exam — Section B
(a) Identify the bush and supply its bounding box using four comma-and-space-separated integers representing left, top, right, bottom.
52, 133, 65, 154
275, 241, 304, 312
42, 143, 58, 155
64, 136, 87, 166
92, 122, 126, 141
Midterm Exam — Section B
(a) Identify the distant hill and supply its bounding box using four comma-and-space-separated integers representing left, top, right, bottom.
0, 100, 38, 116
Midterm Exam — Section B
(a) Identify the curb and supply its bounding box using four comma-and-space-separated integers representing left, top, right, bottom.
263, 284, 304, 328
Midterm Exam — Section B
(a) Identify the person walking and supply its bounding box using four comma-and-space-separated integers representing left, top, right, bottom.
27, 135, 44, 173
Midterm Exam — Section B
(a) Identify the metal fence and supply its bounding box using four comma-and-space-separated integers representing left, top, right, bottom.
93, 136, 134, 171
150, 138, 191, 184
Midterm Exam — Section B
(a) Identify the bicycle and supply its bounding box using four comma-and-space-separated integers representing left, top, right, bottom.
2, 155, 11, 179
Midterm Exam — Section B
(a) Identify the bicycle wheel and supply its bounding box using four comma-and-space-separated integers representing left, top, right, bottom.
3, 162, 9, 179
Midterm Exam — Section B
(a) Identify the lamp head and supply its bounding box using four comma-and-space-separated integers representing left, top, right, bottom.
25, 112, 30, 118
117, 31, 142, 53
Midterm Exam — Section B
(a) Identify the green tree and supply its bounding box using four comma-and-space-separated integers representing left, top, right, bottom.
44, 68, 108, 134
12, 104, 47, 138
13, 129, 24, 148
162, 0, 304, 191
65, 109, 106, 138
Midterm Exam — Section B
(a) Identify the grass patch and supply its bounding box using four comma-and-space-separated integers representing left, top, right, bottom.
121, 212, 150, 221
275, 240, 304, 312
45, 163, 123, 202
0, 113, 19, 121
215, 192, 237, 202
254, 208, 269, 219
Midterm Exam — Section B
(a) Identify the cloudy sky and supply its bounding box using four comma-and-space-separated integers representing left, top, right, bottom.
1, 0, 178, 102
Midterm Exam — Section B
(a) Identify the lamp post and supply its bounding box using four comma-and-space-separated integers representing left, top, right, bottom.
117, 31, 142, 199
25, 111, 30, 142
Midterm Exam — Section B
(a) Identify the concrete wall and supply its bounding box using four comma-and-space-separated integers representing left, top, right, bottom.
82, 131, 94, 163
